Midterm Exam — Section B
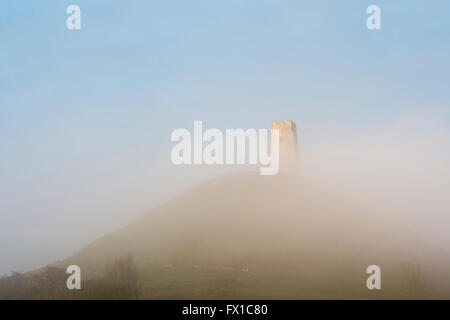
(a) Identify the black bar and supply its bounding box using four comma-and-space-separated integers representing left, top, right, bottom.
0, 300, 447, 318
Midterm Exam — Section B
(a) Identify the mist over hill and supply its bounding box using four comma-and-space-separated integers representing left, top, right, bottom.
3, 116, 450, 299
48, 170, 450, 299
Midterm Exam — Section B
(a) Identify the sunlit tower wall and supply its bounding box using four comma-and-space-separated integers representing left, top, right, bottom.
272, 120, 299, 170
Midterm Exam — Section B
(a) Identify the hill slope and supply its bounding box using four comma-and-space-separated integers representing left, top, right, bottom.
53, 171, 450, 299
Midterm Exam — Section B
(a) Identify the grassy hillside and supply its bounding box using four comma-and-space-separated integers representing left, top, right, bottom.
48, 171, 450, 299
3, 171, 448, 299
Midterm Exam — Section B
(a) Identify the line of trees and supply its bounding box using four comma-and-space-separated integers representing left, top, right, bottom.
0, 254, 140, 300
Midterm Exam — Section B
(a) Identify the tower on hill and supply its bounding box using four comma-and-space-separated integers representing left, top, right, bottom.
272, 120, 298, 168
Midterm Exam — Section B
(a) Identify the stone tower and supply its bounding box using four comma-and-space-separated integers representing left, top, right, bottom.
272, 120, 298, 167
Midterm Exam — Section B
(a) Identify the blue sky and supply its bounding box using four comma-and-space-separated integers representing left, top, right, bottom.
0, 1, 449, 273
